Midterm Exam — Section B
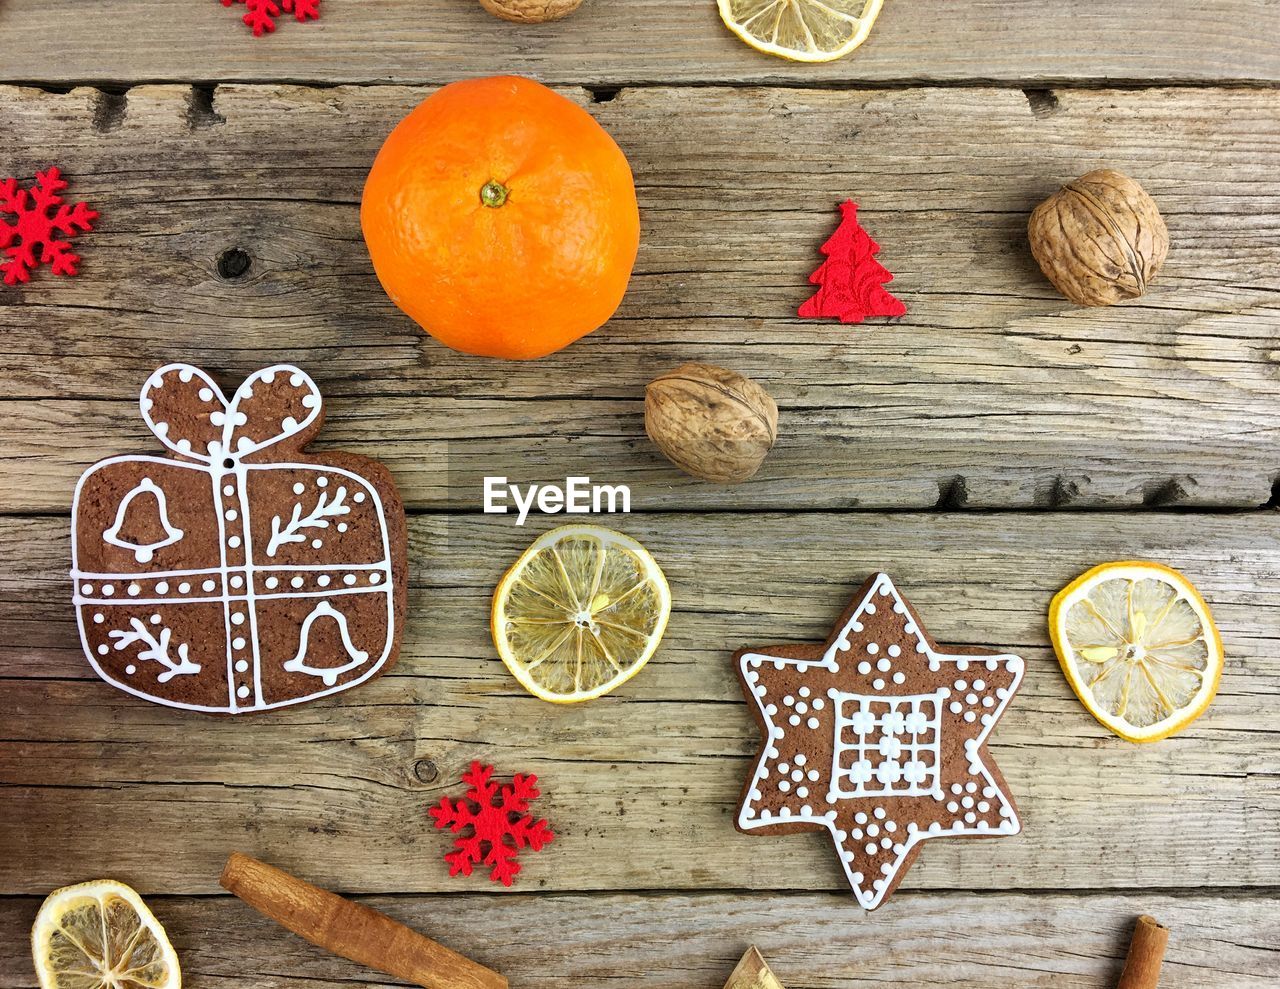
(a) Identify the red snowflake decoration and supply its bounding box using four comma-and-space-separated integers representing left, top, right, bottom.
799, 199, 906, 324
0, 168, 98, 287
220, 0, 321, 37
429, 762, 555, 887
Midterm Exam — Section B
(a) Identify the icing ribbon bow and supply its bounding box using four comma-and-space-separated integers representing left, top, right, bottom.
139, 363, 324, 465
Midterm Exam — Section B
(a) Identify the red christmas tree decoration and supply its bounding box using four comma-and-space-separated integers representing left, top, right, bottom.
429, 762, 555, 887
220, 0, 321, 37
0, 167, 98, 287
799, 200, 906, 324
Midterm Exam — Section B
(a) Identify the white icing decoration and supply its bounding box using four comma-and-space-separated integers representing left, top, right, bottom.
139, 363, 323, 463
283, 601, 370, 687
70, 364, 398, 715
267, 485, 350, 557
108, 617, 201, 683
103, 477, 184, 563
734, 572, 1026, 911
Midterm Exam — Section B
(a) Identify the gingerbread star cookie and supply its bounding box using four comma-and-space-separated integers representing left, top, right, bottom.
734, 573, 1024, 909
71, 363, 407, 714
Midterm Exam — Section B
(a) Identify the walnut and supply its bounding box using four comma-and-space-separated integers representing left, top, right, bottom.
479, 0, 584, 23
645, 364, 779, 484
1028, 169, 1169, 307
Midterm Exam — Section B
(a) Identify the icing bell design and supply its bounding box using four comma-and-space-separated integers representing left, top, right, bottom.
70, 363, 406, 714
102, 477, 184, 562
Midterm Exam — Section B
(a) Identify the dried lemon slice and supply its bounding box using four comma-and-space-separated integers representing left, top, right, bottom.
718, 0, 886, 63
1049, 562, 1223, 743
492, 524, 671, 703
31, 880, 181, 989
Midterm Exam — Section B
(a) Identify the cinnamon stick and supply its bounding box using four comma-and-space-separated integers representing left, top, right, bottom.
220, 852, 507, 989
723, 946, 786, 989
1117, 915, 1169, 989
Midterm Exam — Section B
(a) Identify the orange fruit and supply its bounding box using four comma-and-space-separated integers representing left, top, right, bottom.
361, 76, 640, 360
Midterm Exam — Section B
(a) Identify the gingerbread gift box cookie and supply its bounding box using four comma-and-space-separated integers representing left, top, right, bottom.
734, 573, 1024, 909
71, 364, 407, 714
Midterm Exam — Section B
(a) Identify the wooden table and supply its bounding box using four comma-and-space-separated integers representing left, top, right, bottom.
2, 2, 1278, 986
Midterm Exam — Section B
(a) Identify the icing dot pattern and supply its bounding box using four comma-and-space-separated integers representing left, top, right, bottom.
73, 364, 404, 716
75, 568, 392, 601
735, 573, 1025, 911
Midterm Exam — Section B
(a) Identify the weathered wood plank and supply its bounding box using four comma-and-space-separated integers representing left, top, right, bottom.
2, 891, 1278, 989
1, 0, 1278, 86
1, 84, 1278, 511
3, 513, 1277, 895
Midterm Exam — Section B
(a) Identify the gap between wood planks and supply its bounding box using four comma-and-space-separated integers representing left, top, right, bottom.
2, 885, 1280, 900
5, 79, 1279, 136
6, 77, 1280, 95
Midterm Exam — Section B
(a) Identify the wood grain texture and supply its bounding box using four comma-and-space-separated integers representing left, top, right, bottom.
3, 512, 1277, 896
2, 891, 1278, 989
0, 0, 1278, 86
3, 3, 1279, 982
1, 84, 1277, 511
